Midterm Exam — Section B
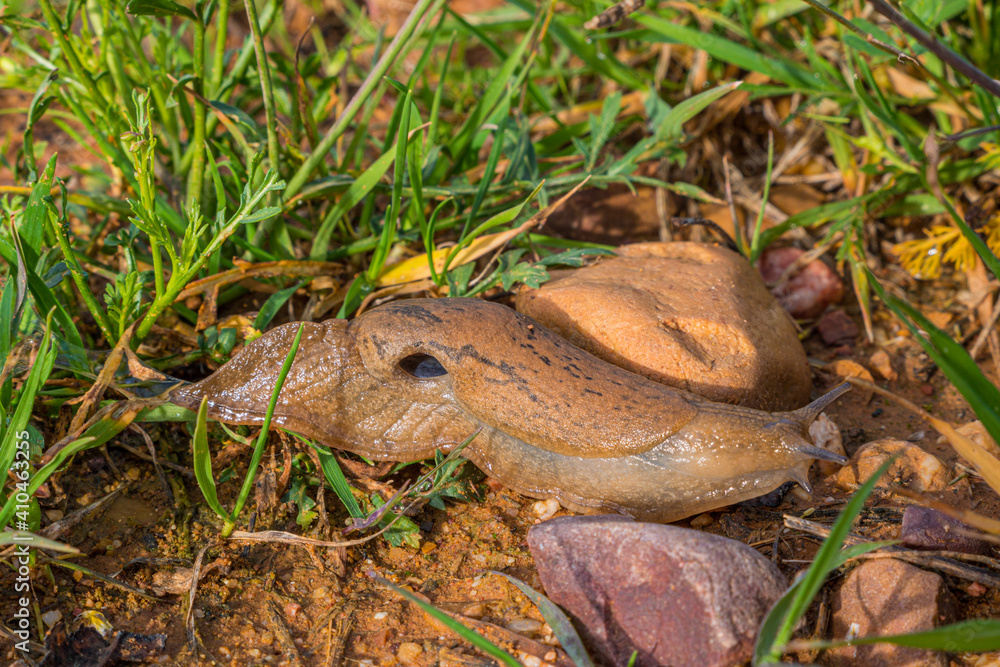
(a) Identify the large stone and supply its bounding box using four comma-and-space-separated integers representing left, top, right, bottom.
527, 515, 787, 667
824, 559, 957, 667
516, 242, 811, 411
832, 439, 951, 492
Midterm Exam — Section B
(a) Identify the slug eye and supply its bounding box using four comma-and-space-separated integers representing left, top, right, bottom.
399, 354, 448, 379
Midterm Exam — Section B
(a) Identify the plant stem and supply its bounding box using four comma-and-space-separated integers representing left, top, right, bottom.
178, 0, 279, 173
868, 0, 1000, 99
49, 217, 115, 343
186, 12, 208, 216
283, 0, 443, 200
245, 0, 280, 173
36, 0, 110, 113
209, 0, 231, 96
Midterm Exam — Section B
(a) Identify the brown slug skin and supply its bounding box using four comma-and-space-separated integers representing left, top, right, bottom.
170, 298, 849, 522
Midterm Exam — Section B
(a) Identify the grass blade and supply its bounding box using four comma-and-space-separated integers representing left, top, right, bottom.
794, 619, 1000, 653
369, 571, 520, 666
0, 531, 80, 553
223, 323, 305, 535
490, 570, 595, 667
308, 149, 396, 261
868, 270, 1000, 444
192, 396, 231, 523
659, 81, 742, 141
0, 437, 95, 529
252, 280, 308, 332
309, 441, 366, 519
636, 13, 814, 89
754, 539, 897, 665
0, 310, 57, 520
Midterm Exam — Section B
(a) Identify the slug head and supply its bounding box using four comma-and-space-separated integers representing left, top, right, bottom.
765, 382, 852, 491
663, 382, 851, 492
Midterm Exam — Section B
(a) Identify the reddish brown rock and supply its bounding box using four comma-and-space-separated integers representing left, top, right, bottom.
527, 515, 787, 667
900, 506, 993, 556
832, 439, 951, 492
818, 309, 859, 347
824, 559, 957, 667
516, 242, 811, 411
758, 246, 844, 319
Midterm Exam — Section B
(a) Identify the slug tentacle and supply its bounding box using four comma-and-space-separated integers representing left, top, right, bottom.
790, 382, 852, 426
170, 297, 850, 522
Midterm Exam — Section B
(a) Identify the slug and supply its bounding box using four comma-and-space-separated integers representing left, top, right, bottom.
170, 298, 849, 522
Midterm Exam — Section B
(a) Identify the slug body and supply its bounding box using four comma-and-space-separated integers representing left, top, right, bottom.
171, 298, 848, 522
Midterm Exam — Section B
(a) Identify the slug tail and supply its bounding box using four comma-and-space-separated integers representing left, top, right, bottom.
790, 382, 851, 427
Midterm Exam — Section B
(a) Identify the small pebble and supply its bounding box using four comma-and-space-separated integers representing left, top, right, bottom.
284, 602, 301, 620
397, 642, 422, 663
758, 246, 844, 319
260, 630, 274, 645
41, 610, 62, 627
311, 586, 329, 599
833, 439, 951, 492
921, 384, 934, 396
373, 611, 388, 620
868, 349, 897, 381
689, 513, 713, 527
968, 582, 987, 597
44, 509, 64, 522
533, 499, 560, 521
506, 618, 543, 636
817, 309, 858, 347
529, 516, 786, 667
461, 603, 485, 618
421, 541, 437, 554
809, 413, 846, 477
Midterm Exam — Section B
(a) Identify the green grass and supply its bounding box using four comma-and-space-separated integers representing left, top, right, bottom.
3, 0, 1000, 660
